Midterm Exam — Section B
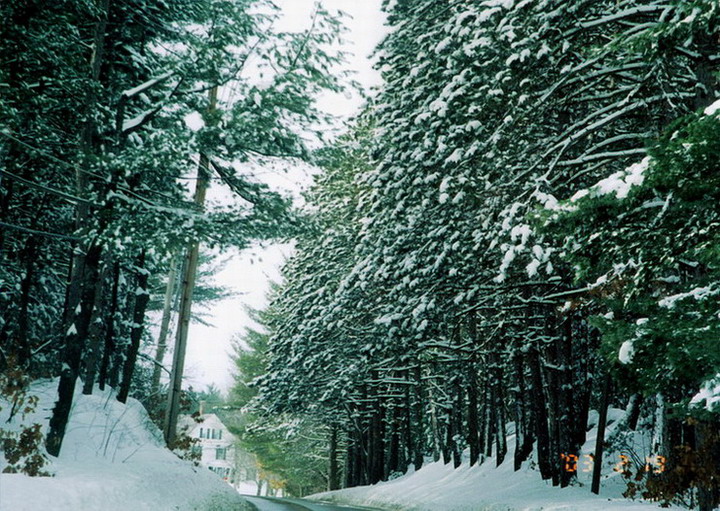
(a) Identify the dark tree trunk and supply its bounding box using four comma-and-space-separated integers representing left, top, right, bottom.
441, 406, 453, 465
411, 364, 424, 470
625, 394, 643, 431
117, 250, 149, 404
544, 334, 562, 486
592, 372, 612, 494
514, 349, 534, 470
466, 362, 480, 466
558, 320, 577, 488
451, 380, 463, 469
696, 420, 720, 511
430, 396, 441, 462
82, 259, 110, 394
345, 432, 358, 488
45, 0, 111, 458
46, 243, 102, 456
108, 289, 131, 390
328, 424, 340, 491
0, 160, 15, 257
494, 361, 507, 467
529, 344, 552, 480
344, 432, 354, 488
372, 403, 385, 483
466, 313, 480, 466
98, 262, 120, 391
15, 235, 39, 367
386, 403, 400, 477
477, 369, 487, 460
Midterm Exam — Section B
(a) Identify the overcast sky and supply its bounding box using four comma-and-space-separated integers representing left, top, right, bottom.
176, 0, 387, 394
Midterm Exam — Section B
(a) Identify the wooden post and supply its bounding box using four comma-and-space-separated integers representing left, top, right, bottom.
163, 86, 217, 446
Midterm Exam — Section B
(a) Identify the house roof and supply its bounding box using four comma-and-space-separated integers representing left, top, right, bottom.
177, 413, 237, 442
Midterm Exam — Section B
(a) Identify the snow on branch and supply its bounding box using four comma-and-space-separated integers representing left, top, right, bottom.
120, 71, 174, 99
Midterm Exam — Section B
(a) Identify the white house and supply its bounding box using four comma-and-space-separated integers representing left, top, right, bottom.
179, 412, 238, 482
178, 410, 279, 496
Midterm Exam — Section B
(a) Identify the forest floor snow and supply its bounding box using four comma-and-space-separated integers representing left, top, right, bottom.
0, 379, 251, 511
310, 409, 686, 511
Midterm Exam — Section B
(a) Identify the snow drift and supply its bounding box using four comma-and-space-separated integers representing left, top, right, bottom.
0, 379, 251, 511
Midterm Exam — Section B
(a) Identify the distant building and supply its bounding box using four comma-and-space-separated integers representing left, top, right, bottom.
178, 408, 284, 496
178, 412, 238, 482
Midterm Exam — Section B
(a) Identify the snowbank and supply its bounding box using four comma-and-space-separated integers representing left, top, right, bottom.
310, 410, 682, 511
0, 379, 252, 511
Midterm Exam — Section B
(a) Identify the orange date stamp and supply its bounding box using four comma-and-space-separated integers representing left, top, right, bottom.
560, 453, 666, 473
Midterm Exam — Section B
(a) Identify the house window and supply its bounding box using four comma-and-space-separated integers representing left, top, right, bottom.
216, 448, 227, 460
211, 428, 222, 440
191, 445, 202, 457
198, 428, 204, 439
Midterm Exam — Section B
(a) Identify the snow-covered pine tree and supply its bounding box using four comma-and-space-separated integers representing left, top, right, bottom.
1, 0, 349, 457
254, 0, 720, 495
541, 104, 720, 509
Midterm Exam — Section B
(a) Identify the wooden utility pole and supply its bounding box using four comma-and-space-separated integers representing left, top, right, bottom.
163, 86, 218, 446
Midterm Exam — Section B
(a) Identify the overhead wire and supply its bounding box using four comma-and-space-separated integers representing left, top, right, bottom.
0, 130, 198, 211
0, 221, 78, 241
1, 168, 91, 205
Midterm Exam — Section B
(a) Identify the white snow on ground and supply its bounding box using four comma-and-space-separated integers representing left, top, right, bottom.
310, 409, 683, 511
0, 379, 251, 511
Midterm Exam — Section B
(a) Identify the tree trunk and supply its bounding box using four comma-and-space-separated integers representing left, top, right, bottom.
494, 362, 507, 467
485, 361, 496, 460
696, 420, 720, 511
625, 394, 643, 431
15, 235, 39, 367
529, 344, 552, 480
452, 380, 463, 469
117, 250, 150, 403
46, 243, 103, 456
344, 431, 355, 488
386, 403, 400, 477
98, 262, 120, 390
558, 321, 576, 488
467, 314, 480, 466
151, 254, 178, 393
513, 349, 534, 470
544, 335, 562, 486
591, 372, 612, 494
45, 0, 111, 458
328, 423, 340, 490
370, 388, 385, 483
411, 364, 424, 470
82, 259, 110, 394
429, 395, 441, 462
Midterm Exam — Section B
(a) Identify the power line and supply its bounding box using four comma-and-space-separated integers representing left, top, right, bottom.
1, 169, 91, 205
0, 130, 197, 210
0, 221, 77, 241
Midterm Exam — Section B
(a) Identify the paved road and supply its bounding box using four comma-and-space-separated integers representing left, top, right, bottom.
243, 495, 379, 511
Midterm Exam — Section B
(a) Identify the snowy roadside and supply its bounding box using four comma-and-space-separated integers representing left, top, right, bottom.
309, 410, 683, 511
0, 379, 252, 511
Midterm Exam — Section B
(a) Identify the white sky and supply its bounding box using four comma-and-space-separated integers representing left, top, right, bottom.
175, 0, 387, 394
